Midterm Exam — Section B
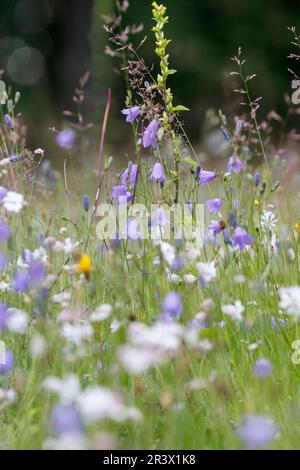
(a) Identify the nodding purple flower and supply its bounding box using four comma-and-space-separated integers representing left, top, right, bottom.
254, 172, 261, 187
0, 187, 7, 202
82, 194, 90, 212
172, 256, 185, 271
227, 154, 245, 174
233, 227, 255, 250
198, 169, 217, 186
12, 269, 31, 292
111, 185, 133, 204
195, 165, 201, 181
121, 106, 140, 124
0, 303, 8, 331
0, 251, 6, 272
205, 198, 222, 214
237, 414, 277, 449
222, 228, 232, 245
208, 220, 223, 234
254, 358, 272, 379
142, 119, 160, 149
0, 221, 10, 241
121, 162, 138, 188
161, 291, 182, 318
4, 114, 14, 130
235, 119, 244, 134
150, 162, 166, 184
56, 129, 76, 150
50, 403, 82, 435
228, 211, 237, 229
0, 349, 14, 375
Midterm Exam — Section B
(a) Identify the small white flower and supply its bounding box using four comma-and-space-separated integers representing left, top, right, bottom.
52, 292, 71, 307
6, 308, 29, 334
43, 433, 88, 450
61, 322, 93, 346
222, 300, 244, 322
30, 334, 47, 358
279, 286, 300, 318
261, 210, 277, 232
90, 304, 112, 322
2, 191, 25, 213
197, 261, 216, 286
118, 345, 162, 374
160, 242, 176, 266
43, 374, 81, 403
183, 274, 197, 284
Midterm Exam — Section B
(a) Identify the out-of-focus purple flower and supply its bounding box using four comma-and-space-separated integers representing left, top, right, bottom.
195, 166, 201, 181
208, 220, 223, 234
82, 195, 90, 212
150, 162, 165, 184
0, 251, 6, 272
4, 114, 14, 129
151, 207, 169, 226
50, 403, 82, 435
228, 212, 237, 229
9, 155, 17, 163
29, 259, 46, 284
221, 128, 231, 142
12, 269, 30, 292
111, 185, 133, 204
121, 106, 140, 124
0, 221, 10, 241
233, 199, 239, 211
121, 162, 138, 188
198, 169, 216, 186
227, 154, 245, 174
0, 303, 8, 331
238, 414, 277, 449
0, 349, 14, 375
254, 172, 261, 187
0, 187, 8, 202
271, 316, 287, 331
222, 228, 232, 245
127, 219, 141, 241
161, 292, 182, 318
205, 198, 222, 214
186, 200, 193, 215
56, 129, 76, 150
254, 358, 272, 378
172, 256, 185, 271
142, 120, 160, 149
233, 227, 255, 250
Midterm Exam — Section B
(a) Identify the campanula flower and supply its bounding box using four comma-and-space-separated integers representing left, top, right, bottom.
82, 195, 90, 212
204, 198, 222, 214
237, 414, 277, 449
121, 106, 140, 124
56, 129, 76, 150
227, 154, 245, 174
198, 169, 216, 186
121, 162, 138, 188
161, 292, 182, 318
254, 358, 272, 378
150, 162, 166, 184
50, 403, 83, 435
142, 120, 160, 149
233, 227, 255, 250
111, 185, 133, 204
12, 270, 31, 292
4, 114, 14, 129
0, 221, 10, 241
0, 349, 14, 375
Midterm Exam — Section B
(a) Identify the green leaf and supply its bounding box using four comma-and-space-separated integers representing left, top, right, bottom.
171, 105, 190, 112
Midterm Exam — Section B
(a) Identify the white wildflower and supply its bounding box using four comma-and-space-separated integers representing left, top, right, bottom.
2, 191, 25, 213
160, 242, 176, 266
6, 308, 29, 334
222, 300, 244, 322
43, 374, 81, 403
61, 322, 93, 346
279, 286, 300, 318
197, 261, 216, 286
90, 304, 112, 322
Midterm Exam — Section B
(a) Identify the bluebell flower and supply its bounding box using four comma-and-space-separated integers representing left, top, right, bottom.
204, 198, 222, 214
150, 162, 166, 184
233, 227, 255, 250
121, 106, 140, 124
142, 120, 160, 149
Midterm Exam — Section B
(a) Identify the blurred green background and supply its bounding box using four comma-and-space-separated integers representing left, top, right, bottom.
0, 0, 299, 157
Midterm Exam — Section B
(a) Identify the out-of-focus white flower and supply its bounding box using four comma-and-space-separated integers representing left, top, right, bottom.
90, 304, 112, 322
6, 308, 29, 334
53, 238, 78, 255
30, 334, 47, 358
0, 281, 10, 291
77, 386, 141, 424
2, 191, 25, 213
110, 319, 124, 333
261, 210, 277, 232
287, 248, 295, 262
222, 300, 244, 322
52, 292, 71, 308
32, 246, 48, 264
34, 148, 44, 156
197, 261, 217, 286
183, 274, 197, 284
0, 388, 17, 405
118, 345, 163, 374
279, 286, 300, 318
43, 374, 81, 403
160, 242, 176, 266
166, 271, 180, 284
61, 322, 93, 346
128, 322, 184, 352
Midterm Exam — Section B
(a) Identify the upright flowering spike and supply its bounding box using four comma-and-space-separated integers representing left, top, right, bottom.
56, 129, 76, 150
150, 162, 166, 184
204, 198, 222, 214
142, 120, 160, 149
198, 169, 216, 186
121, 106, 140, 124
227, 154, 245, 174
233, 227, 254, 250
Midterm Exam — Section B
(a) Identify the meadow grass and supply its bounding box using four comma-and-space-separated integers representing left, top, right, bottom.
0, 1, 300, 450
